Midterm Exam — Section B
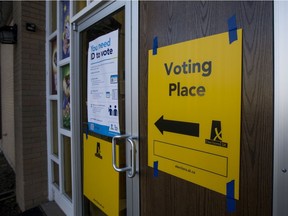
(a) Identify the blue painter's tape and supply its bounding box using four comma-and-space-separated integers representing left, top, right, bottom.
229, 30, 238, 44
227, 180, 235, 198
228, 15, 238, 44
153, 161, 158, 177
227, 196, 236, 213
153, 37, 158, 55
226, 180, 236, 213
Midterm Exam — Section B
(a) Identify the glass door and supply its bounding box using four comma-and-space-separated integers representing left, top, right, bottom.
73, 1, 139, 215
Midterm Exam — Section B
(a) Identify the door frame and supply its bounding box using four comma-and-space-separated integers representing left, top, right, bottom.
45, 1, 74, 215
71, 1, 139, 215
273, 1, 288, 216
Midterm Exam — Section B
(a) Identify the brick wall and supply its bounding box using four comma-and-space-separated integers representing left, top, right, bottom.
13, 1, 47, 210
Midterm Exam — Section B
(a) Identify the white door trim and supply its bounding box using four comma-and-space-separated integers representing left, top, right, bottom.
126, 1, 140, 216
274, 1, 288, 216
46, 1, 74, 215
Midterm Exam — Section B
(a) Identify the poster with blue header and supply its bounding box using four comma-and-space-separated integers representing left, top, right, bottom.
87, 29, 120, 137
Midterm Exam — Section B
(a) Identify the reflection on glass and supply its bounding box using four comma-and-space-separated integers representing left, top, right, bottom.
61, 0, 70, 59
63, 136, 72, 200
51, 1, 57, 33
52, 101, 59, 156
62, 65, 70, 129
52, 161, 59, 188
51, 38, 57, 95
75, 1, 86, 15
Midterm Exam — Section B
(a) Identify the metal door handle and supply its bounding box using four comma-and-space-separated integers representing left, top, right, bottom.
112, 134, 136, 178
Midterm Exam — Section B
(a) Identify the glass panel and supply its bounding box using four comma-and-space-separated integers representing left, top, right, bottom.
52, 101, 59, 156
81, 7, 126, 216
63, 135, 72, 200
61, 0, 70, 59
75, 0, 86, 15
51, 38, 57, 95
51, 0, 57, 33
62, 64, 70, 130
52, 161, 60, 188
84, 8, 125, 135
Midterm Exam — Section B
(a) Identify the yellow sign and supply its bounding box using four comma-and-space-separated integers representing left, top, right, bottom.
83, 135, 120, 215
148, 30, 242, 199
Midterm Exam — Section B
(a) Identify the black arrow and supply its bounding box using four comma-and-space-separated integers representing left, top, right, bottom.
155, 115, 199, 137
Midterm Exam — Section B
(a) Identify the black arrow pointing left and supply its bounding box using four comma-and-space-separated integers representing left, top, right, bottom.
155, 115, 199, 137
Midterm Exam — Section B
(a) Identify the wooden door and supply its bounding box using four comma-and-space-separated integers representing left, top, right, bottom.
139, 1, 273, 216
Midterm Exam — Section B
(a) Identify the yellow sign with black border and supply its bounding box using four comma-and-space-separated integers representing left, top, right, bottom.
83, 135, 120, 215
148, 30, 242, 199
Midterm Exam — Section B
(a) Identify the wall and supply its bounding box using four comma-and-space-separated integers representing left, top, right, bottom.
13, 1, 47, 210
0, 43, 15, 169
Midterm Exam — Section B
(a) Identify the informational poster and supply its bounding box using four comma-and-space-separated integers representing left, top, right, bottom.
148, 30, 242, 199
61, 0, 70, 59
83, 135, 120, 216
62, 64, 70, 130
87, 30, 120, 137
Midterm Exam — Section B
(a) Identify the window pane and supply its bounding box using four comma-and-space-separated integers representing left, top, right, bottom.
52, 161, 60, 188
52, 101, 59, 156
83, 8, 126, 136
62, 64, 70, 130
61, 0, 70, 59
75, 1, 86, 15
81, 7, 126, 216
51, 38, 57, 95
63, 136, 72, 200
51, 0, 57, 33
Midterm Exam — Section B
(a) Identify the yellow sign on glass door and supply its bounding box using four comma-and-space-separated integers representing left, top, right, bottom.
83, 135, 120, 215
148, 30, 242, 199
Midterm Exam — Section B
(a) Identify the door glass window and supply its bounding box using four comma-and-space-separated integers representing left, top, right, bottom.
80, 7, 126, 216
52, 161, 60, 188
63, 135, 72, 200
52, 101, 59, 156
61, 64, 71, 130
74, 1, 86, 15
51, 38, 57, 95
51, 1, 57, 33
61, 0, 70, 59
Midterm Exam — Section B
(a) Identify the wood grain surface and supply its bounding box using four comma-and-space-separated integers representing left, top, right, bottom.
139, 1, 273, 216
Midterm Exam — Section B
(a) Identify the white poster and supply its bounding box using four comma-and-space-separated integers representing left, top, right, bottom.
87, 29, 120, 137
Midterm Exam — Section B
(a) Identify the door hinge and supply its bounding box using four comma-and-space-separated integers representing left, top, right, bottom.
72, 22, 78, 32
